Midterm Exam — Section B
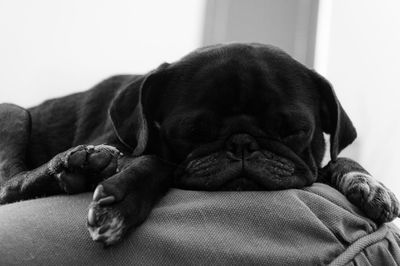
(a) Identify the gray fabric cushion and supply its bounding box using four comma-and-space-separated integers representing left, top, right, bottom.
0, 183, 399, 265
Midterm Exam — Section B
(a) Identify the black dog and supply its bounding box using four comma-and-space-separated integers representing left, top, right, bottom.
0, 43, 399, 246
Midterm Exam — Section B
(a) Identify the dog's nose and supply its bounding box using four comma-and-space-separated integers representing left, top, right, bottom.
226, 133, 259, 159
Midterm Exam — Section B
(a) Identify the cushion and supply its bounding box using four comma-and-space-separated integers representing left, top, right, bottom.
0, 183, 399, 265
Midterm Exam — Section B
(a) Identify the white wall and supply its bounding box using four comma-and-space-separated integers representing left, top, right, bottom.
315, 0, 400, 198
0, 0, 205, 107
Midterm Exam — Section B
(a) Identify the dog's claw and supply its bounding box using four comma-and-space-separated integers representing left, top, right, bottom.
98, 196, 116, 205
88, 207, 96, 226
93, 185, 106, 201
93, 185, 116, 205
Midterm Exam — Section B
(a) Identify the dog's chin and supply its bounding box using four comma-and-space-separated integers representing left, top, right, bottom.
174, 150, 314, 191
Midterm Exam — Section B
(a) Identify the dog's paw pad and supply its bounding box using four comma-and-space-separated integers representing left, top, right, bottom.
52, 145, 123, 193
87, 203, 125, 246
67, 148, 88, 168
64, 144, 122, 175
343, 172, 400, 223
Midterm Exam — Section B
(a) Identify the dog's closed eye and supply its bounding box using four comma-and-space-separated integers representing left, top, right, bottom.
276, 113, 314, 152
167, 113, 220, 143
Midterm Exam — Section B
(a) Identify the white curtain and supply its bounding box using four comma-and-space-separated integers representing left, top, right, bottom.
315, 0, 400, 199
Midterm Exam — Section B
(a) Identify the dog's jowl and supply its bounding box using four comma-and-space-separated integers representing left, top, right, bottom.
0, 43, 399, 246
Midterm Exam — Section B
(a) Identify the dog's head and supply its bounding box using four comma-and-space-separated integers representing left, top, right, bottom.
110, 43, 356, 190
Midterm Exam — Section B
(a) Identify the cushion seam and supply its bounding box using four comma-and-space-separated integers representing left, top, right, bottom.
328, 225, 392, 266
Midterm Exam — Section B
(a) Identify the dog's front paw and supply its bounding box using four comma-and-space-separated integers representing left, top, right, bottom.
87, 185, 126, 246
87, 184, 146, 246
64, 144, 122, 174
342, 172, 400, 223
87, 201, 126, 246
51, 144, 123, 193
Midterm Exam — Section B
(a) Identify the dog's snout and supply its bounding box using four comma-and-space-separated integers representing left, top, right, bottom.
226, 133, 259, 159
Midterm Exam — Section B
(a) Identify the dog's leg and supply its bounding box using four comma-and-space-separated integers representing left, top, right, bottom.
0, 103, 52, 203
0, 103, 65, 203
87, 155, 174, 246
319, 157, 400, 223
0, 103, 30, 181
0, 143, 122, 204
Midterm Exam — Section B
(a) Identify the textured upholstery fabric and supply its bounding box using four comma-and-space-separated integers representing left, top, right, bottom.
0, 183, 399, 265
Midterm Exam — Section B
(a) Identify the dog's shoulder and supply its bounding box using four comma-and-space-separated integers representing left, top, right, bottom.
25, 75, 141, 164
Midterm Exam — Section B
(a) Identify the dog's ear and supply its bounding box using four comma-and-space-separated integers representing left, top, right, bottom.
313, 71, 357, 160
109, 63, 169, 155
